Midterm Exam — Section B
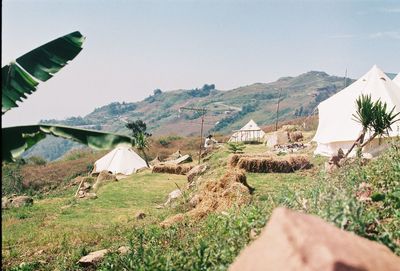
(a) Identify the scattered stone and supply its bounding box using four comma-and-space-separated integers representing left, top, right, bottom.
356, 182, 372, 202
34, 249, 44, 256
150, 156, 162, 166
96, 171, 118, 183
229, 207, 400, 271
118, 246, 131, 255
187, 164, 208, 183
82, 182, 91, 191
166, 150, 182, 161
174, 154, 193, 165
274, 143, 306, 154
78, 249, 109, 267
189, 194, 202, 208
7, 196, 34, 208
289, 131, 303, 142
325, 162, 339, 173
85, 193, 98, 200
249, 228, 258, 240
163, 189, 183, 206
2, 197, 12, 209
135, 211, 146, 220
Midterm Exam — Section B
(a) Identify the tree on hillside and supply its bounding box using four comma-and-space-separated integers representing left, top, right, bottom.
125, 120, 151, 166
125, 120, 152, 137
153, 89, 162, 95
345, 94, 400, 157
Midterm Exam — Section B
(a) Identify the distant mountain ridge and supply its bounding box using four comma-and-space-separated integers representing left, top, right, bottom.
26, 70, 354, 160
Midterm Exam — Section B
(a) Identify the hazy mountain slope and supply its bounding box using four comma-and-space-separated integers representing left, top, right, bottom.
28, 71, 353, 160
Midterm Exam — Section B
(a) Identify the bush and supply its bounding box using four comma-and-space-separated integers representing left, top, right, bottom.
227, 142, 246, 153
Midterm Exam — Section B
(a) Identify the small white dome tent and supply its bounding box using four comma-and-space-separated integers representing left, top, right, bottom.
229, 119, 266, 143
93, 146, 148, 175
313, 65, 400, 157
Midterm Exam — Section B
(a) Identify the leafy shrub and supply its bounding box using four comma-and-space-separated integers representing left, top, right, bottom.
227, 142, 246, 153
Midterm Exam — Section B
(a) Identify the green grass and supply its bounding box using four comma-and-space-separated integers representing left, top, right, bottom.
2, 170, 187, 270
3, 141, 399, 270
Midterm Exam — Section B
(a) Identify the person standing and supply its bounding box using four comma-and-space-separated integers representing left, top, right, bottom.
204, 135, 218, 150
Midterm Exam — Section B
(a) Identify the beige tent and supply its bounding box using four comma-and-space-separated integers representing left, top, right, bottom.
313, 65, 400, 157
229, 119, 266, 143
93, 147, 148, 175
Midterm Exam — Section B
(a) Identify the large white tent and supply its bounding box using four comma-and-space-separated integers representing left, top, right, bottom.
93, 147, 148, 175
394, 73, 400, 87
229, 119, 266, 143
313, 65, 400, 157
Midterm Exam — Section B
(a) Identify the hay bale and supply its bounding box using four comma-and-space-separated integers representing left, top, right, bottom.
235, 155, 311, 173
160, 168, 252, 227
152, 164, 193, 175
228, 154, 241, 168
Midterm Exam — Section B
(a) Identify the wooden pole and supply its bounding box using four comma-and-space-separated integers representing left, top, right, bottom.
179, 106, 207, 165
275, 88, 283, 131
198, 109, 205, 165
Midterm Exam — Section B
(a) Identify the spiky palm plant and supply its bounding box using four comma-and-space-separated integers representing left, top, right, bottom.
345, 94, 400, 157
133, 132, 150, 167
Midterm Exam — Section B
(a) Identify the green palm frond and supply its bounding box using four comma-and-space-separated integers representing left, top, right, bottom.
2, 31, 85, 114
2, 125, 134, 162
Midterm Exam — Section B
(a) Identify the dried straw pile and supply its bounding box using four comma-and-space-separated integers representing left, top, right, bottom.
160, 168, 253, 227
152, 164, 193, 175
228, 154, 311, 173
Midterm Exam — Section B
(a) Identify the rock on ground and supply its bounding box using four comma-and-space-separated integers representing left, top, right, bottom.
118, 246, 131, 255
78, 249, 109, 267
135, 211, 146, 220
187, 164, 208, 183
2, 196, 34, 208
229, 207, 400, 271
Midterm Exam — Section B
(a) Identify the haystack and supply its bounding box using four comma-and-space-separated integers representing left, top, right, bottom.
152, 164, 193, 175
228, 154, 311, 173
160, 169, 253, 227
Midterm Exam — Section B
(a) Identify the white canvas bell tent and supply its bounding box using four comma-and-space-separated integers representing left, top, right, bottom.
394, 73, 400, 87
313, 65, 400, 157
93, 146, 148, 175
229, 119, 266, 143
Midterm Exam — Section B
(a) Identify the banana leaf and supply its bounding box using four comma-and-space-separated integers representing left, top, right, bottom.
2, 31, 85, 114
2, 125, 134, 162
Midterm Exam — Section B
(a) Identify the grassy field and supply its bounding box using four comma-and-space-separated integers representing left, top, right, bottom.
2, 138, 399, 270
2, 172, 188, 270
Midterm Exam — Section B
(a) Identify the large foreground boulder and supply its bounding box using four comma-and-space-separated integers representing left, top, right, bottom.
229, 207, 400, 271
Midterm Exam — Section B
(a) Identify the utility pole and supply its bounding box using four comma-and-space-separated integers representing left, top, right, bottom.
179, 107, 207, 164
275, 88, 283, 131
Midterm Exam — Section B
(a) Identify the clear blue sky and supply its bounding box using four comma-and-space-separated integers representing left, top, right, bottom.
2, 0, 400, 126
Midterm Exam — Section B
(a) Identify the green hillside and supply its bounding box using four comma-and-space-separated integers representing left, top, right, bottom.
28, 71, 353, 160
